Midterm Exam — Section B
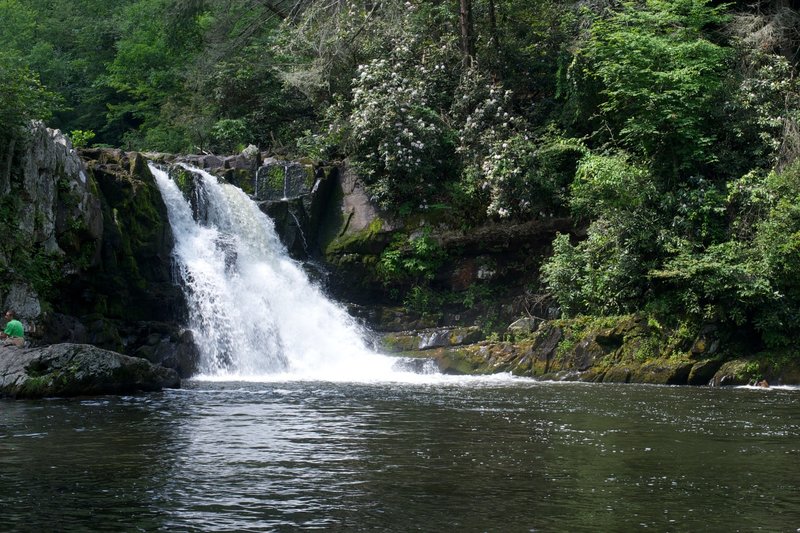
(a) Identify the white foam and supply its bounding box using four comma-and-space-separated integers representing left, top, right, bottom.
151, 163, 444, 382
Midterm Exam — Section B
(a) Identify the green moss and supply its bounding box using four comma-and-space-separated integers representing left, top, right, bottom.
129, 152, 153, 183
325, 217, 384, 255
15, 375, 54, 398
234, 169, 255, 194
23, 249, 66, 300
436, 345, 495, 375
173, 168, 192, 194
553, 315, 624, 359
380, 333, 419, 352
618, 333, 661, 363
267, 165, 285, 191
304, 164, 316, 188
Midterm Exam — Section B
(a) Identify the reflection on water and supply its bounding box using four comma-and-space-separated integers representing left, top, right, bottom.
1, 381, 799, 531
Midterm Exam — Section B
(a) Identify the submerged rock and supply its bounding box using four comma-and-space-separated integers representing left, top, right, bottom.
0, 343, 180, 399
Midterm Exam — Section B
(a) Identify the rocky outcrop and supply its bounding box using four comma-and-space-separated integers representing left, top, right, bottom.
169, 151, 339, 261
256, 159, 338, 259
380, 326, 484, 353
384, 315, 767, 385
0, 128, 197, 379
0, 343, 179, 399
709, 357, 800, 387
0, 123, 102, 337
77, 149, 181, 322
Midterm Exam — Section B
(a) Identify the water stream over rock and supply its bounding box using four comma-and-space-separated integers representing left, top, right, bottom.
150, 163, 423, 381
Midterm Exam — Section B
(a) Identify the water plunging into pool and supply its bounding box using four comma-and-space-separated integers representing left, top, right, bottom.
150, 163, 408, 382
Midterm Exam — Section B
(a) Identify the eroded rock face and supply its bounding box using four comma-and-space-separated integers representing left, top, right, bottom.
18, 124, 102, 255
1, 124, 103, 336
79, 150, 180, 322
0, 131, 197, 377
0, 343, 180, 399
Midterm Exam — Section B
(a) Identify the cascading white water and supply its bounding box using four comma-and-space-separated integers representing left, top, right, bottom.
150, 162, 411, 381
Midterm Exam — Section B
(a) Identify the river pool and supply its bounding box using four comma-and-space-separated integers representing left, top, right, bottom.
1, 378, 798, 532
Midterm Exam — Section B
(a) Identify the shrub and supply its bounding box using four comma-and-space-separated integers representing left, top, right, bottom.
69, 129, 95, 149
347, 35, 459, 208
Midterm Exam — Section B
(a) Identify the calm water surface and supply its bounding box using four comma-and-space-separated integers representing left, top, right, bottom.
1, 380, 798, 532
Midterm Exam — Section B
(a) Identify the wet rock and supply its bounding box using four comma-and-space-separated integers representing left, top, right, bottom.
0, 343, 180, 399
687, 359, 724, 385
125, 323, 200, 378
82, 151, 183, 323
255, 159, 314, 201
380, 326, 484, 353
710, 359, 757, 387
38, 313, 88, 345
507, 317, 539, 335
629, 361, 694, 385
602, 367, 632, 383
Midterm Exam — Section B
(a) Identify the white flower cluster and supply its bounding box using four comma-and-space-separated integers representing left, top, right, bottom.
738, 53, 798, 159
456, 76, 519, 154
450, 70, 539, 218
349, 48, 448, 184
481, 134, 537, 218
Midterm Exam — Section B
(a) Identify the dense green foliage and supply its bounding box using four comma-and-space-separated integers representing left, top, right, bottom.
2, 0, 800, 351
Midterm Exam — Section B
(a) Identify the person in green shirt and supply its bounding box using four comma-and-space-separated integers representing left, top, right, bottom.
1, 310, 24, 347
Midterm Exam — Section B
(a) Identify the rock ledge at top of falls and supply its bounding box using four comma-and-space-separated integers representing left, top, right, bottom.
0, 343, 180, 399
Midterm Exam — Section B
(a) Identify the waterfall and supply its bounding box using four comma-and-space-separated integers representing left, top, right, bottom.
150, 163, 406, 381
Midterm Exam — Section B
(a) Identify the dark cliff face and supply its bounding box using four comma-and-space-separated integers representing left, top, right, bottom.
68, 149, 182, 323
0, 128, 196, 377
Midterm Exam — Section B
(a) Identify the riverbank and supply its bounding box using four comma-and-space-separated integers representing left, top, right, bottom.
3, 130, 797, 389
379, 314, 800, 386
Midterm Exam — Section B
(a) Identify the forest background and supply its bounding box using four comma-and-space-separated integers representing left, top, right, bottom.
1, 0, 800, 357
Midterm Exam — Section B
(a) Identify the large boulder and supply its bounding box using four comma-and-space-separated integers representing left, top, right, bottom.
0, 343, 180, 399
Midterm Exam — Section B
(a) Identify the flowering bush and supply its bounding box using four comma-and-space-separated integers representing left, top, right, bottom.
348, 35, 459, 207
736, 52, 800, 167
451, 69, 582, 218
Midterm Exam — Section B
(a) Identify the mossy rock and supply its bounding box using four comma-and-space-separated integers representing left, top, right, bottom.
578, 366, 608, 383
379, 326, 483, 353
430, 345, 491, 375
325, 217, 389, 256
1, 343, 180, 399
603, 366, 632, 383
380, 332, 420, 353
430, 343, 524, 375
687, 358, 724, 385
371, 306, 441, 332
711, 358, 761, 386
629, 360, 693, 385
79, 150, 178, 322
449, 327, 484, 346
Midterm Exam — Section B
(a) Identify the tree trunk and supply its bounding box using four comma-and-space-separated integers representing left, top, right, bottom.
1, 136, 15, 196
459, 0, 474, 66
488, 0, 500, 52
